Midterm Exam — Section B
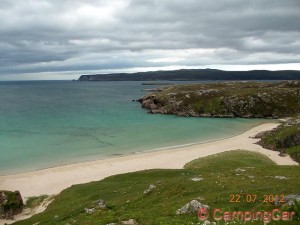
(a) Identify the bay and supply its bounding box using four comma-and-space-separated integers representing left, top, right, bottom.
0, 81, 266, 175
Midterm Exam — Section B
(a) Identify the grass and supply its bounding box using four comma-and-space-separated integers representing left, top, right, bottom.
12, 151, 300, 225
260, 125, 299, 147
286, 146, 300, 162
25, 195, 49, 209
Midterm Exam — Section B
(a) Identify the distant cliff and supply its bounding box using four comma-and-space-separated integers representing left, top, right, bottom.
138, 81, 300, 119
78, 69, 300, 81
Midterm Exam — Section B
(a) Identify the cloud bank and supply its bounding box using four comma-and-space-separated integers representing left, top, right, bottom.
1, 0, 300, 80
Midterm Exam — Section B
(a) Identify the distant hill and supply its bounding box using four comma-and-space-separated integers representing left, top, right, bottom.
78, 69, 300, 81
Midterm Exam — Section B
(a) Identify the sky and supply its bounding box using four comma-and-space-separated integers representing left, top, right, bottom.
1, 0, 300, 80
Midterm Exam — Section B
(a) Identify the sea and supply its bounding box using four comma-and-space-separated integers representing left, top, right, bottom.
0, 81, 267, 175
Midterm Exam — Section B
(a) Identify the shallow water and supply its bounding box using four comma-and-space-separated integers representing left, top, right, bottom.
0, 81, 266, 175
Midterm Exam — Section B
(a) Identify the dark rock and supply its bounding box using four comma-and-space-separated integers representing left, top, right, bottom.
149, 103, 158, 110
279, 150, 287, 157
0, 190, 24, 219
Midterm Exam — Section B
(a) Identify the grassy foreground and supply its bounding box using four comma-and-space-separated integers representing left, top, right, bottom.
14, 151, 299, 225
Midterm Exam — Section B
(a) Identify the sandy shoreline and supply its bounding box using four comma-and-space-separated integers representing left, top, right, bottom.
0, 122, 298, 201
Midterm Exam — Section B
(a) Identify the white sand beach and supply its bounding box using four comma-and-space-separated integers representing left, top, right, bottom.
0, 122, 298, 200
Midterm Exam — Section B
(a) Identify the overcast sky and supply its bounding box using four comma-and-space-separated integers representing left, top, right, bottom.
1, 0, 300, 80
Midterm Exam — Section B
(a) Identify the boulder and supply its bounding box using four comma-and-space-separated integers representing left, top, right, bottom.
121, 219, 138, 225
274, 176, 288, 180
85, 208, 95, 214
96, 199, 106, 209
274, 194, 300, 206
285, 194, 300, 205
0, 190, 24, 219
176, 200, 209, 215
143, 184, 156, 194
191, 177, 203, 182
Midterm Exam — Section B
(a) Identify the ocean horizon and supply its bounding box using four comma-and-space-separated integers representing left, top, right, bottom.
0, 81, 267, 175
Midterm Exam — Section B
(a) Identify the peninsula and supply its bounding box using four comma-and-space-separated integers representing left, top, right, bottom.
78, 69, 300, 81
138, 81, 300, 118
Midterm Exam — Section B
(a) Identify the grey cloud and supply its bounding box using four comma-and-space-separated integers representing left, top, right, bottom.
0, 0, 300, 78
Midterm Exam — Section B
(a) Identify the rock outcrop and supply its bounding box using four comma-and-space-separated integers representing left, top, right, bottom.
138, 81, 300, 119
0, 190, 24, 219
256, 117, 300, 163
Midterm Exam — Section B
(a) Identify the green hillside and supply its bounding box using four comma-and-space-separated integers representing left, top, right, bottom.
13, 151, 300, 225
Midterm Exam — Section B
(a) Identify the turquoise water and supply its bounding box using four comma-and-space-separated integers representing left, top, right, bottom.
0, 81, 266, 175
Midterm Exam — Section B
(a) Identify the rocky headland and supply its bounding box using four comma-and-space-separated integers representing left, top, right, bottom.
138, 81, 300, 119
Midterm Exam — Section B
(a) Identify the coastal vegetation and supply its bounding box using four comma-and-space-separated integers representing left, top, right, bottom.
25, 195, 49, 209
257, 117, 300, 163
12, 151, 300, 225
